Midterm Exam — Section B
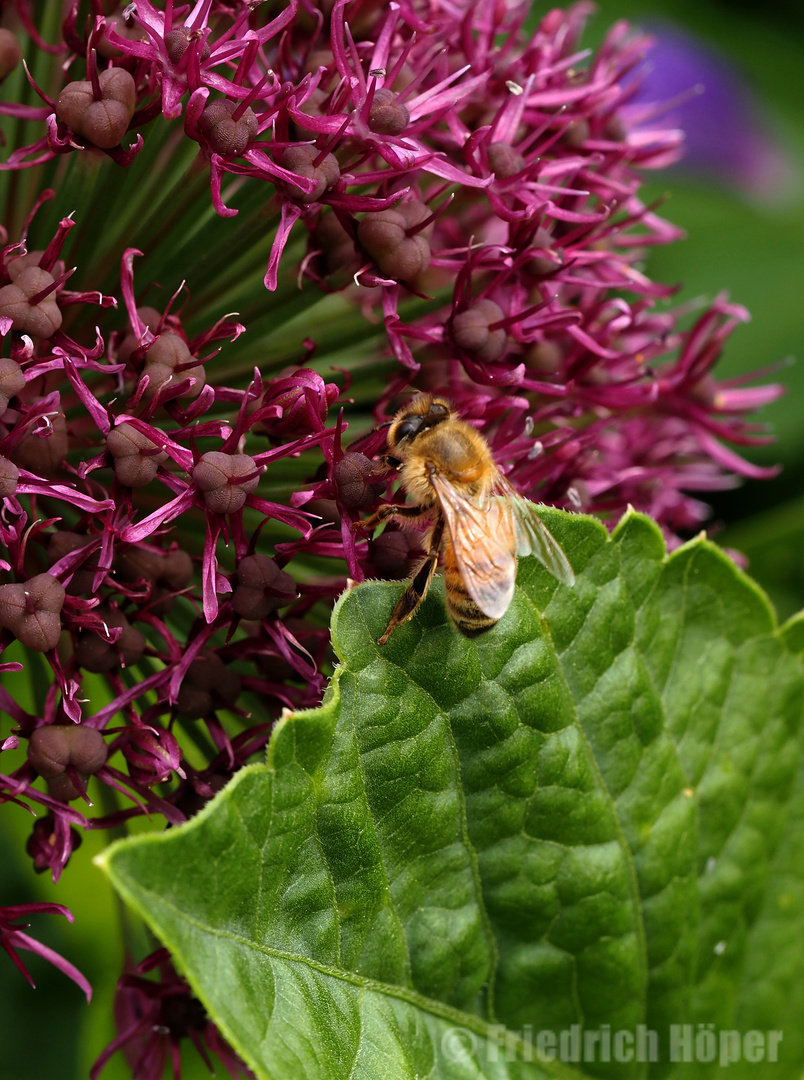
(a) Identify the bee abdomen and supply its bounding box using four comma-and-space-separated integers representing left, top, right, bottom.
443, 564, 498, 633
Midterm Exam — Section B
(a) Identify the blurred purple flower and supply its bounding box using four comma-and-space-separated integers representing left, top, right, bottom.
91, 948, 251, 1080
626, 22, 798, 202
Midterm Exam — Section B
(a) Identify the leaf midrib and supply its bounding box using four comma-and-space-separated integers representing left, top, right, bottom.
102, 857, 593, 1080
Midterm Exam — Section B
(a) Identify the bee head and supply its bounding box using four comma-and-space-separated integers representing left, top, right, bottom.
387, 394, 452, 450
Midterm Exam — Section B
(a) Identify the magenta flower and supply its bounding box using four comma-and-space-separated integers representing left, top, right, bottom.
0, 1, 784, 1076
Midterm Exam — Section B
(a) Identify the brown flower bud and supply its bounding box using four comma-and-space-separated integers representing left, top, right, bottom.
0, 356, 25, 413
0, 265, 62, 338
528, 227, 561, 277
28, 724, 107, 802
371, 528, 419, 579
333, 452, 385, 511
310, 212, 360, 286
47, 531, 101, 596
12, 413, 68, 476
192, 452, 259, 514
55, 67, 136, 149
487, 142, 526, 179
368, 89, 410, 136
107, 422, 169, 487
165, 25, 211, 64
525, 340, 564, 374
198, 98, 258, 156
232, 555, 297, 620
115, 545, 193, 590
0, 28, 23, 82
451, 299, 507, 363
357, 200, 433, 281
28, 724, 107, 777
0, 573, 65, 651
75, 607, 146, 672
96, 14, 148, 59
139, 332, 205, 400
561, 117, 590, 149
0, 455, 19, 498
279, 144, 340, 204
117, 305, 164, 363
176, 650, 241, 718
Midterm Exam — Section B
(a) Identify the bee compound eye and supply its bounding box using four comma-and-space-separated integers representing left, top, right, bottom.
430, 402, 449, 417
395, 418, 421, 441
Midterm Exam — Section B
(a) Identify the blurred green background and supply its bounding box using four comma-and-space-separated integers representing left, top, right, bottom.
1, 1, 802, 1078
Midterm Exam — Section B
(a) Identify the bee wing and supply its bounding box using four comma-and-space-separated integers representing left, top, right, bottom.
494, 475, 575, 587
429, 472, 517, 620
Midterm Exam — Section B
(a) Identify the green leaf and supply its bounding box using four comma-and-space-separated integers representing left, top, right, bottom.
98, 509, 804, 1079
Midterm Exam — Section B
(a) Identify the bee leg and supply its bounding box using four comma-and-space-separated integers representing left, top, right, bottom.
354, 502, 427, 533
378, 519, 444, 645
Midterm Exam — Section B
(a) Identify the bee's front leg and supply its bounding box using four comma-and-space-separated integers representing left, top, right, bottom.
353, 502, 428, 533
378, 518, 444, 645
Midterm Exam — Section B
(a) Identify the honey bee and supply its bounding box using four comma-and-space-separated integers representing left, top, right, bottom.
356, 393, 574, 644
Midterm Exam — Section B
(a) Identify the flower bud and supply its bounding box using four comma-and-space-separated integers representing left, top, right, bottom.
115, 544, 193, 589
115, 545, 193, 612
28, 724, 107, 802
117, 305, 164, 363
333, 452, 385, 511
357, 200, 433, 281
160, 549, 194, 591
192, 452, 259, 514
75, 607, 146, 672
47, 531, 101, 596
96, 14, 148, 60
368, 89, 410, 136
12, 413, 68, 476
310, 212, 360, 286
176, 650, 241, 718
371, 528, 419, 579
525, 340, 564, 373
451, 299, 507, 363
0, 573, 65, 651
528, 227, 561, 276
55, 67, 136, 149
0, 455, 19, 498
107, 423, 169, 487
487, 142, 525, 179
198, 99, 258, 156
139, 332, 205, 400
279, 145, 340, 204
165, 25, 211, 64
0, 28, 23, 81
0, 265, 62, 337
7, 251, 64, 281
232, 555, 296, 620
0, 356, 25, 413
561, 118, 590, 149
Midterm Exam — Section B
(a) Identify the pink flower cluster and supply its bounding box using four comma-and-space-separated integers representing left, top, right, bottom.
0, 0, 782, 1076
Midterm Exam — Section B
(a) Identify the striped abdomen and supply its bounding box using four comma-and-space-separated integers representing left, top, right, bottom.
441, 532, 500, 633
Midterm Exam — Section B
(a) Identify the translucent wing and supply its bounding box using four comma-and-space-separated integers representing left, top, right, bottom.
494, 474, 575, 587
429, 472, 517, 619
